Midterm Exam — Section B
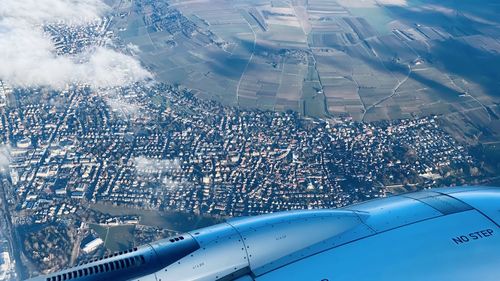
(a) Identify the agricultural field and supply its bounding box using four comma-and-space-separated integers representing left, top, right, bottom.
111, 0, 500, 142
90, 224, 135, 252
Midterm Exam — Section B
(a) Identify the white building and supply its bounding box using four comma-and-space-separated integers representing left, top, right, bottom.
82, 238, 104, 254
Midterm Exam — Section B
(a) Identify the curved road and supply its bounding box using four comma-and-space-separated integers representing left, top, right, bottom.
362, 63, 412, 121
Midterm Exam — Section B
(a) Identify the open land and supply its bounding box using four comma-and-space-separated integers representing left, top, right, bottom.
109, 0, 500, 145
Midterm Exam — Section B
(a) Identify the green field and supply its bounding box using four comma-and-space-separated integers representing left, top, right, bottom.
90, 224, 135, 252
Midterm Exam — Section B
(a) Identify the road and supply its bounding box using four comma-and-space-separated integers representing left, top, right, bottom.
236, 19, 257, 104
362, 63, 412, 121
0, 177, 27, 280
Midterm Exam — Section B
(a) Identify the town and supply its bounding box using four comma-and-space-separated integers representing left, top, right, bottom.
1, 83, 481, 221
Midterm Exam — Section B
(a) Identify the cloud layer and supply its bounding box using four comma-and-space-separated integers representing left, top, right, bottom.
0, 0, 151, 89
133, 157, 182, 175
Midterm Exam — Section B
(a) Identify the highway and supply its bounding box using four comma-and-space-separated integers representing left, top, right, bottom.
0, 176, 27, 280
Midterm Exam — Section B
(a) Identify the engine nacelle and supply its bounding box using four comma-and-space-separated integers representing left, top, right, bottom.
157, 210, 372, 280
25, 186, 500, 281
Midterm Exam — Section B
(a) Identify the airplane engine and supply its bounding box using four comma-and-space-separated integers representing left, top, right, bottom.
27, 186, 500, 281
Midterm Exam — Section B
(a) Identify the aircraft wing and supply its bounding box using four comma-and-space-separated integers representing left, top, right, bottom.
26, 186, 500, 281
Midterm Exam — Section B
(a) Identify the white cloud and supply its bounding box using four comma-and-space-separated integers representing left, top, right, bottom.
0, 0, 152, 90
127, 43, 142, 54
1, 0, 108, 25
377, 0, 408, 6
101, 87, 145, 117
105, 97, 142, 116
133, 157, 182, 175
133, 157, 185, 190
